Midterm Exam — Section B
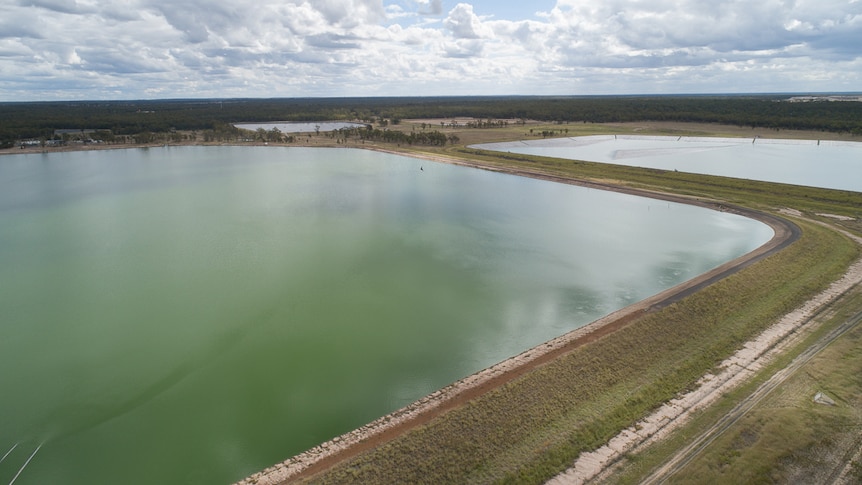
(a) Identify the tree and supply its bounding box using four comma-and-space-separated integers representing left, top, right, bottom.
267, 127, 283, 142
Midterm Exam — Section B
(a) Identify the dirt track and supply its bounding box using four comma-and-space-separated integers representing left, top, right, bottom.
639, 302, 862, 485
237, 149, 803, 485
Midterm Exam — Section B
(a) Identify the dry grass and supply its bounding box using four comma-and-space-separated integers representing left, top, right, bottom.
617, 288, 862, 485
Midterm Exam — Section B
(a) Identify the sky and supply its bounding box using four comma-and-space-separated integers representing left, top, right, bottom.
1, 0, 861, 101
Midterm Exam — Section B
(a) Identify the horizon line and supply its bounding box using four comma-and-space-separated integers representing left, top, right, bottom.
3, 92, 862, 104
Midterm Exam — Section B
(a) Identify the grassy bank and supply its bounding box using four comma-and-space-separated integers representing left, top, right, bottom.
446, 147, 862, 220
606, 285, 862, 484
293, 139, 859, 483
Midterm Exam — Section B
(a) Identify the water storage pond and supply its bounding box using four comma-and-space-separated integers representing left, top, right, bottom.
472, 135, 862, 192
0, 146, 772, 484
234, 121, 367, 133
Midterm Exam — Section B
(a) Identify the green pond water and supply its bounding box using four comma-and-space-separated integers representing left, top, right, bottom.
0, 146, 773, 484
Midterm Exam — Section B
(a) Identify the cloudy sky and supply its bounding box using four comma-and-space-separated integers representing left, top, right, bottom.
2, 0, 861, 100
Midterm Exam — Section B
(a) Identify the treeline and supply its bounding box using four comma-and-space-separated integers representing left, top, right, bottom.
1, 95, 860, 147
330, 126, 458, 146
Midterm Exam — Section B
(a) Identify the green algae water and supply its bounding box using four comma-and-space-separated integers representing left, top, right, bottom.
0, 147, 772, 484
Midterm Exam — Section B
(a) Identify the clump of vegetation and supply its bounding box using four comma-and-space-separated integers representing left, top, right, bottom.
331, 125, 458, 146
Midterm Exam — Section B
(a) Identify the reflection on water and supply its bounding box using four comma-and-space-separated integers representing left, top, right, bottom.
0, 146, 772, 484
472, 135, 862, 192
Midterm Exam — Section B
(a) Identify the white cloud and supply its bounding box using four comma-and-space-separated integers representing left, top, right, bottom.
0, 0, 860, 100
309, 0, 387, 27
0, 14, 46, 40
444, 3, 492, 39
442, 38, 484, 57
417, 0, 443, 15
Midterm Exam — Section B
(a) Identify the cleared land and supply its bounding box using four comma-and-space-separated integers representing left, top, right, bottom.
235, 122, 862, 484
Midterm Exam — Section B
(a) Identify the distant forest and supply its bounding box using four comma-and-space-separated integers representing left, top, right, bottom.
1, 95, 861, 148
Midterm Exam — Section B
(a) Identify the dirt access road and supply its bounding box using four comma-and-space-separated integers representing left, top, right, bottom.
640, 304, 862, 485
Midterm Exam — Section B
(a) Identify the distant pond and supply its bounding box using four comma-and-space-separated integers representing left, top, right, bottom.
472, 135, 862, 193
0, 146, 772, 484
234, 121, 367, 133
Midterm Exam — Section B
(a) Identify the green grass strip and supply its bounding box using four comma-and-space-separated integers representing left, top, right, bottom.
609, 287, 862, 484
446, 147, 862, 218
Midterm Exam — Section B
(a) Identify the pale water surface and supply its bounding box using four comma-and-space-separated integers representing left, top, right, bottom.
0, 147, 772, 484
234, 121, 366, 133
472, 135, 862, 192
